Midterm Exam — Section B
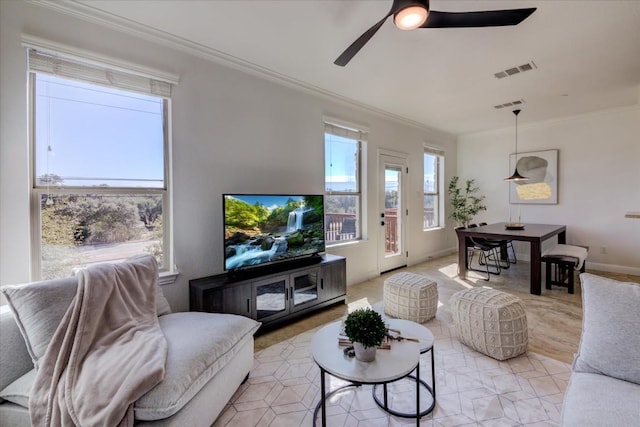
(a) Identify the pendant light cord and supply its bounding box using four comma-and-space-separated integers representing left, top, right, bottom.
513, 109, 520, 158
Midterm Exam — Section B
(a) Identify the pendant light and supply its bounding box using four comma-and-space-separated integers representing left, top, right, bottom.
504, 109, 529, 182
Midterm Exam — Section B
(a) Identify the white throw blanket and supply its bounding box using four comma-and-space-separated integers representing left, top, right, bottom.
543, 244, 588, 270
30, 255, 168, 427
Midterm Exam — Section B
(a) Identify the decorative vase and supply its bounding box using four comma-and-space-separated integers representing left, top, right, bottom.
353, 342, 376, 362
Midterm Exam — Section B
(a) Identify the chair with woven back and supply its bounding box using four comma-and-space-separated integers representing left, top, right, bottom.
455, 226, 502, 281
478, 222, 516, 266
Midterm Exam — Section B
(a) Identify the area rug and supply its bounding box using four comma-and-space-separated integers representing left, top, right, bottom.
214, 314, 571, 427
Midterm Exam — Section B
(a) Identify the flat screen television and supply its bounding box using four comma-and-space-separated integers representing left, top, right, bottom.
223, 194, 325, 272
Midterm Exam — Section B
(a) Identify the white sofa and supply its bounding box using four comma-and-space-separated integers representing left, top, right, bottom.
0, 273, 259, 426
559, 273, 640, 426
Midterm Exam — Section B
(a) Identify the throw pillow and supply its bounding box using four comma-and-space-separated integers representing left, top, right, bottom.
1, 255, 172, 369
573, 273, 640, 385
1, 276, 77, 369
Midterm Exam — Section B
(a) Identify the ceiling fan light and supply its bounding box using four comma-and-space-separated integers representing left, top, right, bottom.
394, 5, 428, 30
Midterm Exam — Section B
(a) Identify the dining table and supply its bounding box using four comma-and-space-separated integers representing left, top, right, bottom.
456, 222, 567, 295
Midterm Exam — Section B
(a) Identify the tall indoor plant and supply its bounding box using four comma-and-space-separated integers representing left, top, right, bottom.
344, 308, 387, 362
448, 176, 487, 227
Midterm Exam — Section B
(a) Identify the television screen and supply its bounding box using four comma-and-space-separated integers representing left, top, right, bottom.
223, 194, 325, 271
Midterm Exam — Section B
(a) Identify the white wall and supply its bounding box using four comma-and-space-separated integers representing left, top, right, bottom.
0, 1, 457, 311
458, 107, 640, 275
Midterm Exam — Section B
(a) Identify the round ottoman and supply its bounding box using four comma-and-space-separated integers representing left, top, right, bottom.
449, 288, 528, 360
383, 272, 438, 323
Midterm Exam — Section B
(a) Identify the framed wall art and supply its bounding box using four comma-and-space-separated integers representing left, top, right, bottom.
509, 149, 558, 204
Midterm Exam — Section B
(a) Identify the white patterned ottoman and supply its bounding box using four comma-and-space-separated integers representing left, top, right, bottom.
383, 272, 438, 323
449, 288, 528, 360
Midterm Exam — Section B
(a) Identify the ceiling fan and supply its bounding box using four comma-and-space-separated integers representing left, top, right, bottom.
335, 0, 536, 66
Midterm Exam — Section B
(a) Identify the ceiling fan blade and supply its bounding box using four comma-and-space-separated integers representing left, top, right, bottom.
421, 8, 536, 28
334, 12, 393, 67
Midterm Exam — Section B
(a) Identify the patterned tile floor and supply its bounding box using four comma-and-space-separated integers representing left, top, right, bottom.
217, 256, 638, 426
215, 315, 571, 427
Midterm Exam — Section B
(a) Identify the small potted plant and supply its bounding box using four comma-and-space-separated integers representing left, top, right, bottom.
344, 308, 387, 362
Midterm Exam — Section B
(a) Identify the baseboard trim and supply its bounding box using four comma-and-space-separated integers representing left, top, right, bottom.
411, 247, 457, 265
582, 262, 640, 276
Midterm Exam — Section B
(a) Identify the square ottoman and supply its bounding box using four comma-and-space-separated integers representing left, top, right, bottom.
449, 288, 528, 360
383, 272, 438, 323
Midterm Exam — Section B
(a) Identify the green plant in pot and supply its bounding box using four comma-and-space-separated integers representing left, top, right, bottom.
448, 176, 487, 227
344, 308, 387, 362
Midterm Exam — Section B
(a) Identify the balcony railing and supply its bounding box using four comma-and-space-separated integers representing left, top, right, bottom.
325, 208, 436, 248
325, 213, 356, 242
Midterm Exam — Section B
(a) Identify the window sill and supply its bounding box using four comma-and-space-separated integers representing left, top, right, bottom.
159, 270, 179, 286
326, 239, 366, 249
423, 226, 445, 232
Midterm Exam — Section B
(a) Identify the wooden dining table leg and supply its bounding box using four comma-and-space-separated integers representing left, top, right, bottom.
530, 240, 542, 295
558, 230, 567, 244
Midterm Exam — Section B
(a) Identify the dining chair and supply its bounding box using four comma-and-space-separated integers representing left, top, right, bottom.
478, 222, 516, 266
455, 226, 501, 281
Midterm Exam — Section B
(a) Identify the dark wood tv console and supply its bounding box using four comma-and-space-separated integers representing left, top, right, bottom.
189, 254, 346, 331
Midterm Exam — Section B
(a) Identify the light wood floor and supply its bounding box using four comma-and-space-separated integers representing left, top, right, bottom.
255, 253, 640, 364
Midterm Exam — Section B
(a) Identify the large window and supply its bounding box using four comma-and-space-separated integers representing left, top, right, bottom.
29, 49, 173, 280
324, 122, 365, 244
424, 148, 444, 229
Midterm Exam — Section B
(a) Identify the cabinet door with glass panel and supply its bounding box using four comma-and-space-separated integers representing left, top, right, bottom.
252, 275, 290, 323
290, 268, 320, 313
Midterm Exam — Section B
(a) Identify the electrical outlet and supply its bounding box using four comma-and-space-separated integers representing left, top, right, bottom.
600, 246, 607, 254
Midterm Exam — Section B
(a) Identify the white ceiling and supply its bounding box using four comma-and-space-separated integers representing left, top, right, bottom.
71, 0, 640, 135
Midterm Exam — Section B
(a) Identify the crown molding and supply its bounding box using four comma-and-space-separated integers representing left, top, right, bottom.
28, 0, 454, 141
459, 103, 640, 139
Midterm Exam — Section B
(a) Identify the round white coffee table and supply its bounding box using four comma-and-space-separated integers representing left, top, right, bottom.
311, 320, 421, 426
372, 318, 436, 417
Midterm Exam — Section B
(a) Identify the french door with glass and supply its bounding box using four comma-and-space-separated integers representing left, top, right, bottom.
379, 153, 408, 273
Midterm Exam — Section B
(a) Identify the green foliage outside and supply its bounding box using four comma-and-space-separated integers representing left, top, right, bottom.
40, 191, 163, 279
385, 191, 398, 209
138, 197, 163, 228
145, 215, 164, 262
344, 308, 388, 349
41, 194, 160, 245
325, 195, 357, 214
447, 176, 487, 227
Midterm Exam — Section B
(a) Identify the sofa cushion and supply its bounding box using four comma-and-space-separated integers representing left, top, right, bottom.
0, 369, 35, 408
574, 273, 640, 385
134, 312, 260, 421
560, 372, 640, 426
0, 260, 172, 370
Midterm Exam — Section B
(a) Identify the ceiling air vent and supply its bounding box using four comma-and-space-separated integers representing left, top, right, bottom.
494, 61, 537, 79
494, 99, 526, 109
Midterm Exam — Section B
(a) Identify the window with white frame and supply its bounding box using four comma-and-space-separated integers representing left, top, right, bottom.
423, 147, 444, 229
324, 122, 365, 244
29, 49, 173, 280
